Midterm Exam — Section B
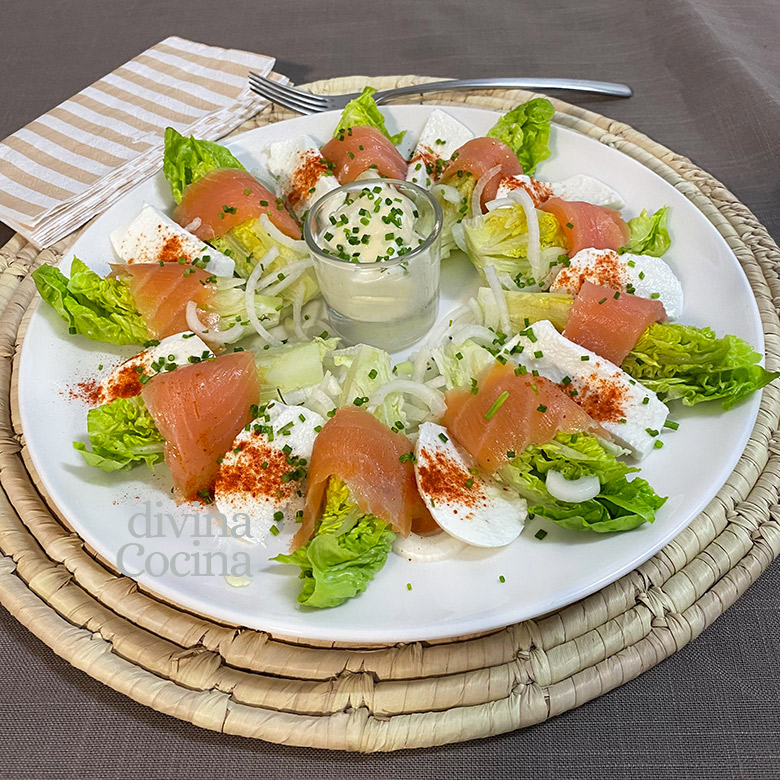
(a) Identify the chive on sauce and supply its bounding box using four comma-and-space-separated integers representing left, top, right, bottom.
318, 185, 425, 263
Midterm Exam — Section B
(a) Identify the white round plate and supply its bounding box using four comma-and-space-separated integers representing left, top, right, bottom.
18, 105, 764, 643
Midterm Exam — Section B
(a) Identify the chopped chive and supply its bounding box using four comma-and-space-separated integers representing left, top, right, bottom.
534, 529, 548, 540
580, 355, 590, 361
646, 428, 659, 436
484, 390, 510, 420
465, 478, 474, 488
654, 440, 664, 449
642, 397, 650, 405
368, 368, 378, 380
537, 404, 547, 413
406, 583, 413, 591
499, 575, 506, 583
664, 420, 679, 430
438, 432, 449, 443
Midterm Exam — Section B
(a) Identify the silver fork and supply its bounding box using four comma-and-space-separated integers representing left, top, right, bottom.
248, 74, 632, 114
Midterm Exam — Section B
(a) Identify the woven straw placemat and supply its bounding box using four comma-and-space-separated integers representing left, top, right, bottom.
0, 75, 779, 752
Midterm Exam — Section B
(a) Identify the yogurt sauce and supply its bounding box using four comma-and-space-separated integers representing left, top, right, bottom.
318, 184, 426, 263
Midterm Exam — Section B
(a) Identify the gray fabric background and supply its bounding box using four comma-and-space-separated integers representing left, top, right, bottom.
1, 1, 779, 776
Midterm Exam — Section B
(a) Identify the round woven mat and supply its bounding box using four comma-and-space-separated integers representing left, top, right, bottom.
1, 75, 779, 752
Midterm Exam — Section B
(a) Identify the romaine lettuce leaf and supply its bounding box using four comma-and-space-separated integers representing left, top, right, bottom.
32, 259, 149, 346
333, 87, 405, 145
499, 432, 665, 533
619, 206, 671, 257
487, 98, 555, 175
255, 337, 340, 401
329, 343, 406, 429
476, 287, 573, 334
433, 175, 474, 259
431, 338, 496, 392
272, 477, 394, 608
622, 322, 778, 409
210, 217, 319, 304
73, 396, 165, 472
462, 203, 567, 286
202, 276, 283, 343
162, 127, 245, 204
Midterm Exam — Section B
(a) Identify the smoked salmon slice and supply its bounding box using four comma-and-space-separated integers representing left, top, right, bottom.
293, 407, 430, 550
141, 351, 260, 503
439, 137, 523, 210
320, 126, 407, 184
173, 168, 301, 241
541, 198, 629, 256
112, 262, 216, 340
564, 280, 667, 365
443, 363, 604, 473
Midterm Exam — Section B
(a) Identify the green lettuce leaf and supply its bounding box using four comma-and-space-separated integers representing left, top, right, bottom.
487, 98, 555, 175
32, 259, 149, 346
333, 87, 404, 145
210, 218, 319, 304
431, 338, 497, 392
433, 174, 474, 259
162, 127, 245, 204
255, 337, 340, 402
622, 322, 778, 409
499, 432, 665, 533
619, 206, 671, 257
273, 477, 394, 608
462, 203, 568, 286
73, 396, 165, 472
476, 287, 573, 334
329, 343, 406, 429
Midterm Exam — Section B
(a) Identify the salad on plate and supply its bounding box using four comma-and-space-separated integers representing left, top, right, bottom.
30, 88, 777, 611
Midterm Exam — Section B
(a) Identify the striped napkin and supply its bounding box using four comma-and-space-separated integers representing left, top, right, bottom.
0, 36, 286, 248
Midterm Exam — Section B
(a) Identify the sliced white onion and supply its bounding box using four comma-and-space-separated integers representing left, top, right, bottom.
471, 165, 502, 217
182, 217, 202, 233
392, 531, 468, 562
258, 213, 307, 252
258, 258, 313, 297
545, 470, 601, 503
448, 323, 499, 348
467, 296, 484, 326
430, 183, 461, 204
185, 301, 245, 345
497, 271, 522, 292
367, 379, 446, 419
292, 284, 307, 343
279, 386, 311, 405
425, 375, 447, 389
411, 346, 433, 384
511, 186, 542, 281
246, 248, 283, 346
451, 221, 467, 253
483, 264, 511, 336
304, 387, 337, 418
484, 197, 516, 212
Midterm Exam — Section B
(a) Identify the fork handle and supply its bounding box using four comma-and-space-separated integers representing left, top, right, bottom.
373, 77, 632, 101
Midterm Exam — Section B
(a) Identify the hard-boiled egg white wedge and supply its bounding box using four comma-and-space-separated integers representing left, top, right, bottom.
98, 332, 213, 404
214, 402, 325, 544
413, 422, 527, 547
494, 173, 625, 210
263, 135, 342, 219
406, 109, 474, 188
110, 203, 235, 277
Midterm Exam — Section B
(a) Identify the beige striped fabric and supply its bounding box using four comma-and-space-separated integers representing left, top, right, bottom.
0, 37, 285, 248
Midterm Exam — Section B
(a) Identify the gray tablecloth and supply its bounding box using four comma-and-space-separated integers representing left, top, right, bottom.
1, 1, 779, 777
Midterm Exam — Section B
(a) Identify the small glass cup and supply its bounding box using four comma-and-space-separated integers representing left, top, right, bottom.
304, 178, 443, 352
